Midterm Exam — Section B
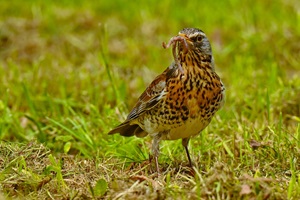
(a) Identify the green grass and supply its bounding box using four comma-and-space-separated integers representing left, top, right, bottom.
0, 0, 299, 199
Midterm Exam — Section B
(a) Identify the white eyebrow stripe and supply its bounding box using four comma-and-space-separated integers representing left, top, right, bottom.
189, 32, 206, 38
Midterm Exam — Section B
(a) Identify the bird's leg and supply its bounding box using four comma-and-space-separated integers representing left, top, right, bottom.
151, 134, 161, 174
182, 138, 193, 167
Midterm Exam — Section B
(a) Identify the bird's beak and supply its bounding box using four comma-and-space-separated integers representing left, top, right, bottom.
178, 33, 191, 42
178, 33, 192, 45
178, 33, 187, 38
178, 33, 191, 52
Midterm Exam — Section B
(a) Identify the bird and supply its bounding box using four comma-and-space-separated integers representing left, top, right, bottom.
108, 28, 225, 174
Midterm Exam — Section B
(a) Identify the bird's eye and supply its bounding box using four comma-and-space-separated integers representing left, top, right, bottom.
195, 35, 203, 42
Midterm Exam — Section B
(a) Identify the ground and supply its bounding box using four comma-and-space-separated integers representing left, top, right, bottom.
0, 0, 299, 199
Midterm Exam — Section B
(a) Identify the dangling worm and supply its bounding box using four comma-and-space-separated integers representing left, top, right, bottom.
162, 36, 188, 74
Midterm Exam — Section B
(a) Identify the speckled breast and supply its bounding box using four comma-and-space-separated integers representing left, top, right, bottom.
138, 67, 225, 140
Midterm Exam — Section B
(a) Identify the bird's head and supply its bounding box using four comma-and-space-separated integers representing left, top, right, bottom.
162, 28, 215, 72
178, 28, 213, 59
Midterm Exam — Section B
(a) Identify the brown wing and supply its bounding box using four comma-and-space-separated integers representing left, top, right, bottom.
108, 63, 180, 137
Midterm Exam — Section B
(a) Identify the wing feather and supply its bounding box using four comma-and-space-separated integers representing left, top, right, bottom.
127, 63, 180, 121
108, 63, 180, 136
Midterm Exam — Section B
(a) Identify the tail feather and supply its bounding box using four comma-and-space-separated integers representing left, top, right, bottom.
108, 121, 147, 137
